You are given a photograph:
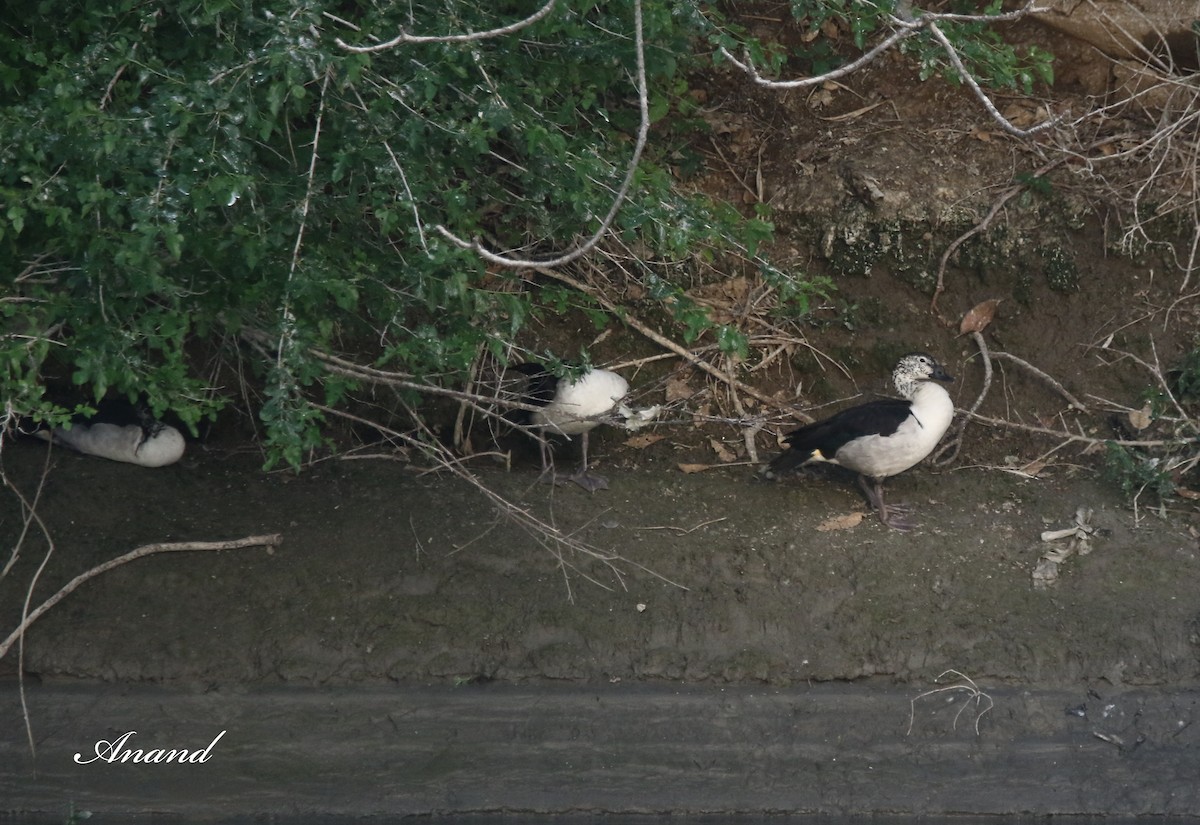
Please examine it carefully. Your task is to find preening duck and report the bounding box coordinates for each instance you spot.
[764,352,954,530]
[34,407,185,468]
[513,362,630,492]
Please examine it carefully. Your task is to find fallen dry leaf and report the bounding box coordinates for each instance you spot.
[809,88,834,109]
[665,377,695,402]
[625,433,666,450]
[708,438,737,463]
[1176,488,1200,501]
[677,463,714,474]
[1128,402,1153,431]
[1020,458,1048,477]
[816,512,864,532]
[959,298,1002,336]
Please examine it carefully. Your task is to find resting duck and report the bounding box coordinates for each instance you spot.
[512,362,630,492]
[35,408,185,468]
[764,352,954,530]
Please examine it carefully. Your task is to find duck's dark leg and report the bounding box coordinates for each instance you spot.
[857,475,913,531]
[567,431,610,492]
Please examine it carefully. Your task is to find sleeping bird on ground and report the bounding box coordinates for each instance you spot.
[764,352,954,530]
[35,410,185,468]
[512,362,629,492]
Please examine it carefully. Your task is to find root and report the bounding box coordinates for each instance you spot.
[907,669,994,736]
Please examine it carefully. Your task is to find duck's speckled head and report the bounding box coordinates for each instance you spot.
[893,352,953,397]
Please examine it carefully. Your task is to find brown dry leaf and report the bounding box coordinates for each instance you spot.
[665,377,695,402]
[708,438,737,463]
[1002,104,1035,128]
[677,463,712,474]
[686,277,751,325]
[1128,402,1153,431]
[625,433,666,450]
[1020,458,1048,477]
[809,88,834,109]
[959,298,1001,336]
[1176,487,1200,501]
[816,512,864,532]
[969,127,993,142]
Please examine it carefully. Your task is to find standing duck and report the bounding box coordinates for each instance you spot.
[764,352,954,530]
[512,362,629,492]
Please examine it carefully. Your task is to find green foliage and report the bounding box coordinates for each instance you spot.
[1,0,792,465]
[1105,344,1200,506]
[2,0,1044,467]
[1016,172,1054,197]
[902,3,1054,93]
[1104,443,1175,504]
[1172,345,1200,402]
[727,0,1053,93]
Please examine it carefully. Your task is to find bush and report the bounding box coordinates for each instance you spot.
[1,0,1048,466]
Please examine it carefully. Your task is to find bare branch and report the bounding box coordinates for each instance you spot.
[0,535,283,662]
[434,0,649,269]
[720,2,1056,137]
[717,25,918,90]
[530,265,789,410]
[335,0,557,52]
[991,350,1088,412]
[314,402,690,598]
[924,20,1058,139]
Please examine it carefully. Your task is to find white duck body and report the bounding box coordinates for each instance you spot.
[766,352,954,529]
[513,363,629,491]
[529,368,630,435]
[829,378,954,479]
[41,421,185,468]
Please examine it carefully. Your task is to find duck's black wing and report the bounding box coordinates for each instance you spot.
[509,362,560,425]
[768,398,913,474]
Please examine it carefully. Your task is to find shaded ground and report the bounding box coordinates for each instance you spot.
[2,441,1199,817]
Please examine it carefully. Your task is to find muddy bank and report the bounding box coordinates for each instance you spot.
[3,681,1199,818]
[1,442,1199,817]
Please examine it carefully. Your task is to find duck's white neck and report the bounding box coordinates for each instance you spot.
[909,380,954,433]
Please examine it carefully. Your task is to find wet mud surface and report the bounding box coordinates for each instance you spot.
[2,442,1199,818]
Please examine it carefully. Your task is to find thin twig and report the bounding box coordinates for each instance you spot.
[313,403,691,598]
[0,534,283,662]
[335,0,557,52]
[991,350,1088,412]
[930,156,1065,314]
[966,411,1193,449]
[531,265,787,410]
[721,2,1054,139]
[933,330,992,465]
[434,0,648,269]
[907,669,994,737]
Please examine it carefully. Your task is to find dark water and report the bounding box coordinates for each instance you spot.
[11,813,1174,825]
[258,819,1162,825]
[194,815,1161,820]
